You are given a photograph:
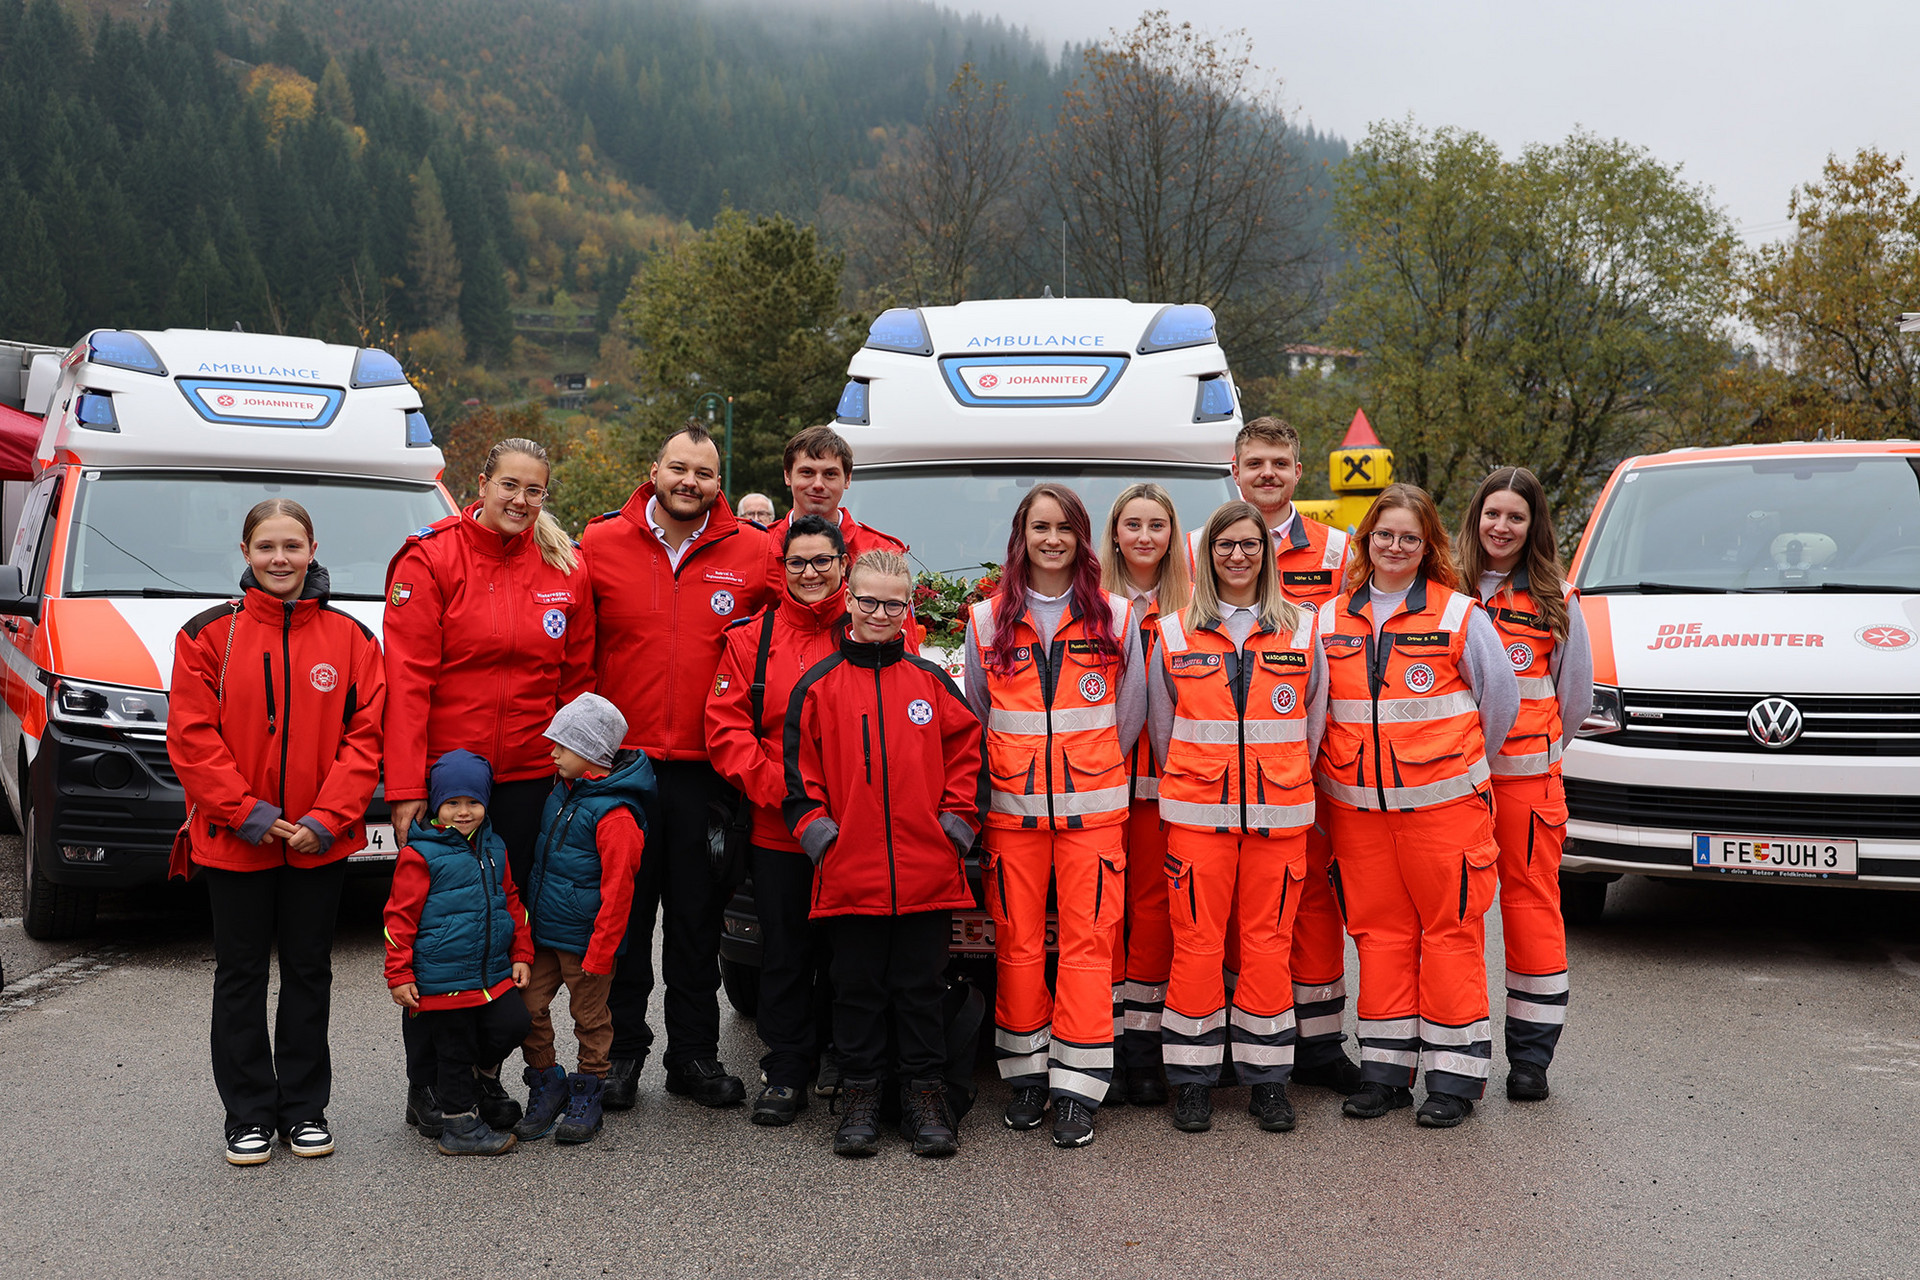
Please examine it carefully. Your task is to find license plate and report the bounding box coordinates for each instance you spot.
[349,823,398,863]
[1692,832,1856,879]
[950,911,1059,954]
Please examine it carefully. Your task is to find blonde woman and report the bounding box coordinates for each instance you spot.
[1097,485,1190,1108]
[1146,501,1327,1134]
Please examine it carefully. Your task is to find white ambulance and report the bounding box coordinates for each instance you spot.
[720,296,1243,1011]
[1562,439,1920,920]
[0,329,457,938]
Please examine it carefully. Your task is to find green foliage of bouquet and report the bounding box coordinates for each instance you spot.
[913,564,1002,650]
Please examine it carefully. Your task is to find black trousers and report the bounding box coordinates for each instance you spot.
[828,911,951,1084]
[608,759,731,1067]
[752,844,833,1088]
[203,858,348,1134]
[405,992,533,1113]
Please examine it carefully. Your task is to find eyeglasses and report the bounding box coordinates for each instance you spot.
[782,553,843,574]
[852,594,910,618]
[1211,538,1266,560]
[1369,530,1425,550]
[488,479,549,506]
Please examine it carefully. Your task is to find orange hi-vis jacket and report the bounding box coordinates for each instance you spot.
[1188,514,1351,609]
[972,593,1133,832]
[1155,609,1318,836]
[1315,580,1490,812]
[1127,595,1162,804]
[1483,567,1574,780]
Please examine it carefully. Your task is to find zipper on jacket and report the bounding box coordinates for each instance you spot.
[1229,649,1252,832]
[1364,624,1389,811]
[492,578,509,776]
[279,601,294,809]
[871,668,898,912]
[476,835,494,986]
[261,653,277,735]
[1036,637,1063,827]
[861,716,872,783]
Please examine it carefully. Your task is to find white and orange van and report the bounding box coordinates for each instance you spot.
[0,329,457,938]
[1562,438,1920,920]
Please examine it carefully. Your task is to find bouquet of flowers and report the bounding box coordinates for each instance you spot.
[914,564,1001,652]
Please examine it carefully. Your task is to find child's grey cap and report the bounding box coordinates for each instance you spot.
[543,692,627,771]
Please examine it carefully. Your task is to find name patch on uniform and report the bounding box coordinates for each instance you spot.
[705,569,747,586]
[533,590,575,605]
[1282,571,1333,587]
[1259,651,1308,669]
[1494,607,1546,630]
[1321,635,1363,652]
[1066,639,1099,655]
[1389,631,1451,647]
[389,582,412,607]
[1170,653,1221,670]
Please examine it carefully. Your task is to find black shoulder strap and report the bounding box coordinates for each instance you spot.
[749,607,777,743]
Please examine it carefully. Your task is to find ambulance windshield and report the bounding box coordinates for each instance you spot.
[850,462,1238,580]
[64,471,453,599]
[1579,455,1920,594]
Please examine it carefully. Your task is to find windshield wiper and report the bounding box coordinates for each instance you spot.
[1580,582,1730,595]
[1751,582,1918,594]
[67,587,221,598]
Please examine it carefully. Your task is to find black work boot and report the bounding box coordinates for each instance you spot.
[899,1079,958,1158]
[751,1085,807,1127]
[473,1069,523,1132]
[665,1059,747,1108]
[1249,1083,1296,1133]
[437,1111,516,1157]
[1291,1051,1364,1095]
[602,1058,642,1111]
[1342,1081,1414,1119]
[1003,1085,1047,1131]
[1506,1062,1550,1101]
[405,1084,445,1138]
[1051,1097,1096,1148]
[1416,1092,1475,1128]
[1172,1083,1213,1132]
[1123,1064,1169,1107]
[833,1079,883,1158]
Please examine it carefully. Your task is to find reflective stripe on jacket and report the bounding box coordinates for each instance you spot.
[1155,609,1317,835]
[1314,579,1489,812]
[1483,566,1574,779]
[973,592,1132,831]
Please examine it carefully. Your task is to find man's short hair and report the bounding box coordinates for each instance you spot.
[783,425,854,477]
[1235,416,1301,461]
[657,421,718,464]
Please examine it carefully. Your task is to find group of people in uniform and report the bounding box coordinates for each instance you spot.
[169,409,1590,1163]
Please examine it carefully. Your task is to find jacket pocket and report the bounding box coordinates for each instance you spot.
[1253,757,1314,830]
[1315,732,1365,786]
[1062,747,1126,801]
[987,742,1039,794]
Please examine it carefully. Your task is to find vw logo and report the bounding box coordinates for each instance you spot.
[1747,697,1803,749]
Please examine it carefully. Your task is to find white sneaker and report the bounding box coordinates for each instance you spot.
[281,1119,335,1158]
[225,1126,273,1166]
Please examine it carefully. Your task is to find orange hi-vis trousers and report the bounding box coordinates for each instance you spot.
[1327,797,1499,1100]
[1291,815,1351,1068]
[1491,773,1570,1069]
[1162,827,1306,1087]
[986,825,1124,1108]
[1111,799,1172,1072]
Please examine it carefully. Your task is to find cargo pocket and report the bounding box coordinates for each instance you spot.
[1528,791,1569,874]
[1063,748,1128,820]
[1163,852,1198,928]
[1092,852,1126,928]
[1459,839,1500,922]
[1316,732,1365,792]
[1255,757,1315,833]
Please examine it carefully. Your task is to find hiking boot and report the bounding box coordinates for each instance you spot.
[514,1065,569,1140]
[1342,1081,1414,1119]
[473,1070,523,1132]
[1291,1052,1364,1095]
[1051,1097,1096,1148]
[812,1046,842,1098]
[224,1125,273,1166]
[603,1057,642,1111]
[664,1059,747,1108]
[751,1084,807,1127]
[1506,1062,1550,1101]
[436,1111,517,1157]
[554,1073,606,1144]
[1416,1092,1475,1128]
[1122,1065,1168,1107]
[404,1084,445,1138]
[1172,1083,1213,1132]
[1003,1085,1047,1131]
[1249,1083,1296,1132]
[281,1119,334,1158]
[832,1079,883,1158]
[899,1078,958,1158]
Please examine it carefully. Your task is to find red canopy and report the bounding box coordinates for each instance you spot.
[0,404,41,481]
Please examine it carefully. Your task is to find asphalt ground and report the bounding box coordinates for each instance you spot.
[3,830,1919,1280]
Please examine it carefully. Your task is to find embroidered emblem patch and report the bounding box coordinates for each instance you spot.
[1506,642,1533,670]
[1403,662,1436,694]
[710,590,735,616]
[1079,672,1108,701]
[907,698,934,725]
[543,608,567,639]
[309,663,338,693]
[390,582,412,606]
[1271,685,1296,714]
[714,672,732,696]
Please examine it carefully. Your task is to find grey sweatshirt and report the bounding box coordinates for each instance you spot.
[963,587,1148,752]
[1478,570,1596,745]
[1146,603,1329,769]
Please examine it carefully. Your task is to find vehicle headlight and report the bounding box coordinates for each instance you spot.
[50,678,167,727]
[1577,685,1623,737]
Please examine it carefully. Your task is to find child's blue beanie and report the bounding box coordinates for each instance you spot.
[427,749,493,816]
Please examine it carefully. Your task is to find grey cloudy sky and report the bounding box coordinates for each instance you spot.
[961,0,1916,243]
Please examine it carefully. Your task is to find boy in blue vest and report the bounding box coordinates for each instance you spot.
[515,693,654,1145]
[384,749,534,1157]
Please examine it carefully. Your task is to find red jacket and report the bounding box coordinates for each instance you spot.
[706,586,850,853]
[381,507,596,801]
[783,630,984,917]
[168,568,387,873]
[581,484,771,759]
[382,834,536,1011]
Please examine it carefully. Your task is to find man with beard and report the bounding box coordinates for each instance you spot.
[582,424,772,1109]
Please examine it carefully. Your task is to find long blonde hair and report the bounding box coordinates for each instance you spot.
[1099,484,1191,617]
[1185,501,1299,636]
[484,438,577,575]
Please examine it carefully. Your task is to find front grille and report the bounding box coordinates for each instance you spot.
[126,734,180,788]
[1567,778,1920,840]
[1613,689,1920,756]
[54,800,180,854]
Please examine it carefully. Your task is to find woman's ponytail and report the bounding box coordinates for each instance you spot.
[532,509,578,575]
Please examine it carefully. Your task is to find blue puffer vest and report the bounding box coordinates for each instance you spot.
[409,820,517,996]
[526,751,657,957]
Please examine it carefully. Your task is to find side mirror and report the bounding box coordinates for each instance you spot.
[0,564,40,621]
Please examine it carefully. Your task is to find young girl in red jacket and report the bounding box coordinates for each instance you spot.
[784,551,984,1159]
[168,499,386,1167]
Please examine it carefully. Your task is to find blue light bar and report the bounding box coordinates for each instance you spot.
[352,348,409,387]
[405,411,434,447]
[1138,304,1218,354]
[866,308,932,355]
[86,331,166,376]
[835,379,870,425]
[75,392,119,431]
[1193,374,1236,422]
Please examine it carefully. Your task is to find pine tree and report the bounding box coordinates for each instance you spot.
[460,237,514,364]
[0,172,67,342]
[405,156,462,329]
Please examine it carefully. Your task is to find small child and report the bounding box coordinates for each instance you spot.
[784,550,983,1158]
[516,692,653,1145]
[383,749,533,1157]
